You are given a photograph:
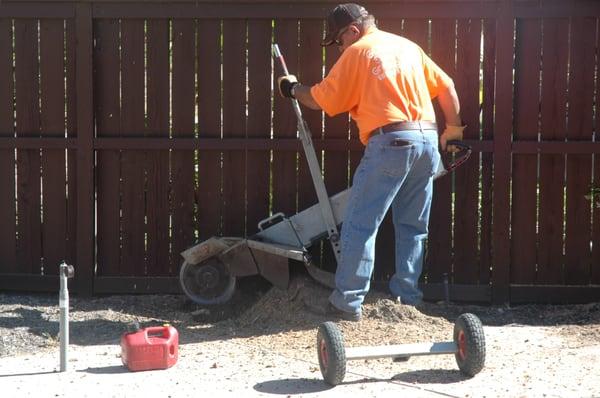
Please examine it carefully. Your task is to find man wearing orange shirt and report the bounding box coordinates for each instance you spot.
[278,3,464,321]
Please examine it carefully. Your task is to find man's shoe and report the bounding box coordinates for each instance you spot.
[326,303,361,322]
[301,296,362,321]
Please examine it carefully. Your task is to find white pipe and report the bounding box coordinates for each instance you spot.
[59,262,70,372]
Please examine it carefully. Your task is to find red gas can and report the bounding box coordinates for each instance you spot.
[120,325,178,372]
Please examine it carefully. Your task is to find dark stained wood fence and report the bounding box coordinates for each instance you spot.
[1,0,600,304]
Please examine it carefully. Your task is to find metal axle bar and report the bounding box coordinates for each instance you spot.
[345,341,457,361]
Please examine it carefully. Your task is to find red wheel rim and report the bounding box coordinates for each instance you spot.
[457,330,467,360]
[319,340,328,369]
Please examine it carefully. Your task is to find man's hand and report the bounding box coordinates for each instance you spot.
[277,75,298,98]
[440,124,466,153]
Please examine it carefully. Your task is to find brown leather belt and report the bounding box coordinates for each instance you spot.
[371,121,438,136]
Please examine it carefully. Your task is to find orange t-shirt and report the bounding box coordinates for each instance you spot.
[311,28,454,145]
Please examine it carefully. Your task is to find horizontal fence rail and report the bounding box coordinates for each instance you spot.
[0,0,599,304]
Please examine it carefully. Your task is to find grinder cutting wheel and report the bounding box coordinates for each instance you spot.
[179,3,468,311]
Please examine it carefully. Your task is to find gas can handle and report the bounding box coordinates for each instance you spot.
[144,326,169,338]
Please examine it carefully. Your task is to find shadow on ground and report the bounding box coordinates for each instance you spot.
[253,378,332,395]
[253,368,469,396]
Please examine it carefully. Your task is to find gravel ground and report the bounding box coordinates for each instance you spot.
[1,275,600,397]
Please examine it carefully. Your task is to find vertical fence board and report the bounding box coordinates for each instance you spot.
[427,18,455,283]
[75,3,94,295]
[0,19,17,272]
[95,19,121,276]
[492,2,514,303]
[511,18,541,284]
[222,19,247,236]
[593,19,600,285]
[146,19,171,275]
[564,17,595,284]
[538,18,569,284]
[246,20,271,236]
[453,18,481,284]
[65,19,77,267]
[197,19,222,242]
[595,177,600,283]
[479,18,495,285]
[14,19,42,274]
[272,21,298,217]
[171,19,196,262]
[120,20,146,276]
[40,19,66,275]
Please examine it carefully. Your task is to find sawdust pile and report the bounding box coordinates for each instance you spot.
[231,274,454,346]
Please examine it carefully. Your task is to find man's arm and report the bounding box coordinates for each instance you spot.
[436,83,465,152]
[437,83,461,126]
[293,84,322,110]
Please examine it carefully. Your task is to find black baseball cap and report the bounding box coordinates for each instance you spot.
[321,3,369,46]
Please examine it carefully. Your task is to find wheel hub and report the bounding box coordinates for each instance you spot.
[457,330,467,360]
[195,265,220,290]
[320,340,329,369]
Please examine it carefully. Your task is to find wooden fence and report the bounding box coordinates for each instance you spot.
[1,0,599,304]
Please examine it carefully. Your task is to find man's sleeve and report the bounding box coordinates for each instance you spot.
[310,50,361,116]
[421,49,454,99]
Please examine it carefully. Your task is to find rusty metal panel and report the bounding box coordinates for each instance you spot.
[218,241,259,277]
[250,247,290,289]
[181,237,238,265]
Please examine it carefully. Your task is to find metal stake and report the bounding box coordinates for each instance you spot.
[59,262,75,372]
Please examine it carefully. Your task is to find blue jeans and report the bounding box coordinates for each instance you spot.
[329,129,440,315]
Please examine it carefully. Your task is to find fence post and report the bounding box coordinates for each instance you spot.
[75,3,94,296]
[492,0,514,304]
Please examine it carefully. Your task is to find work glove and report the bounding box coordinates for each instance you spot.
[440,124,466,153]
[277,74,298,98]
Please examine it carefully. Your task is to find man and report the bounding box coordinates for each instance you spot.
[277,3,464,321]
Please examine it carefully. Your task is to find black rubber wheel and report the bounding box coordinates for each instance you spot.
[454,313,486,376]
[317,322,346,386]
[179,258,236,305]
